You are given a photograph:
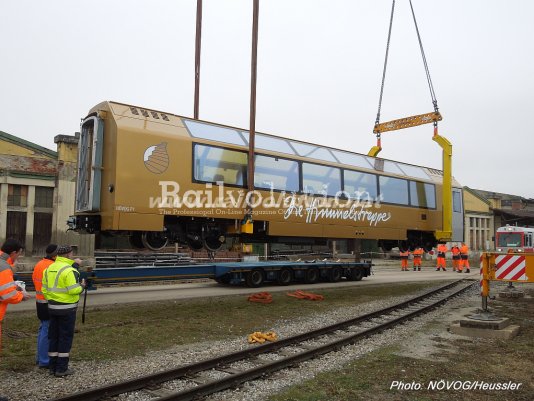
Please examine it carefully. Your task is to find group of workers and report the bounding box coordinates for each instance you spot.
[399,247,424,271]
[399,242,470,273]
[0,238,85,384]
[436,242,471,272]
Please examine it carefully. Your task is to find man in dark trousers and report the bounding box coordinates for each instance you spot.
[42,245,85,377]
[32,244,58,369]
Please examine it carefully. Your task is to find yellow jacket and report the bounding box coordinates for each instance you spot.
[42,256,83,307]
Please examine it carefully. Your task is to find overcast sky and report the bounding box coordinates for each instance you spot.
[1,0,533,198]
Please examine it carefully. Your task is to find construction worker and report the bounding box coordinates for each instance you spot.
[42,245,85,377]
[436,243,448,271]
[399,249,410,271]
[32,244,58,369]
[0,239,30,353]
[459,242,470,273]
[451,244,461,272]
[412,247,424,271]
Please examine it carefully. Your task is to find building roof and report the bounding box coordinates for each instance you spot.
[493,208,534,226]
[0,130,57,159]
[0,154,57,178]
[463,187,491,205]
[471,188,533,202]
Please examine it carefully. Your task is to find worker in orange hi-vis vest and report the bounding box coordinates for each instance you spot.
[451,244,461,272]
[0,239,30,353]
[412,247,424,271]
[458,242,470,273]
[436,243,448,271]
[399,249,410,271]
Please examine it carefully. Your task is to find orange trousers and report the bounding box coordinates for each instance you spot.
[437,257,446,269]
[413,257,422,268]
[401,259,408,270]
[459,258,470,271]
[0,302,8,354]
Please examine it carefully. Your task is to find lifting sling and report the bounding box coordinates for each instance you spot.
[370,0,442,157]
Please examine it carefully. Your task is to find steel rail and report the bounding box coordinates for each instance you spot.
[49,280,475,401]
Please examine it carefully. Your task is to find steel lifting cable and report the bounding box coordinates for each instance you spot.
[375,0,396,131]
[374,0,439,131]
[408,0,439,116]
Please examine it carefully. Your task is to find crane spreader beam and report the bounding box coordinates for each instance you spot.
[373,111,442,134]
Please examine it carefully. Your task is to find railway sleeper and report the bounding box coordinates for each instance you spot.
[183,373,210,385]
[144,387,178,398]
[216,366,243,375]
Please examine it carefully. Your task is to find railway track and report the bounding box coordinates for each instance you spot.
[50,279,475,401]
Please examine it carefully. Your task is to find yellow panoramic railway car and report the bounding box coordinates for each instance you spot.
[69,101,464,251]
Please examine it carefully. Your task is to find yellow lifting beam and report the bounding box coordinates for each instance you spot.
[373,111,442,135]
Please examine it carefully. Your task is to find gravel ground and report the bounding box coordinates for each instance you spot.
[1,285,479,401]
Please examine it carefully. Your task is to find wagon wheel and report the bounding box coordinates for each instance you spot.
[277,268,293,286]
[304,268,319,284]
[203,234,226,252]
[129,232,145,249]
[245,269,264,288]
[141,231,168,251]
[186,233,203,251]
[347,268,364,281]
[328,267,342,282]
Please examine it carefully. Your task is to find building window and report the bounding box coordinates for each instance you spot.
[35,187,54,208]
[7,185,28,207]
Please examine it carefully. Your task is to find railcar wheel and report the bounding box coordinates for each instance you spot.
[141,231,168,251]
[304,268,319,284]
[187,233,203,251]
[129,232,146,249]
[245,269,264,288]
[277,268,293,285]
[328,267,342,282]
[204,235,226,252]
